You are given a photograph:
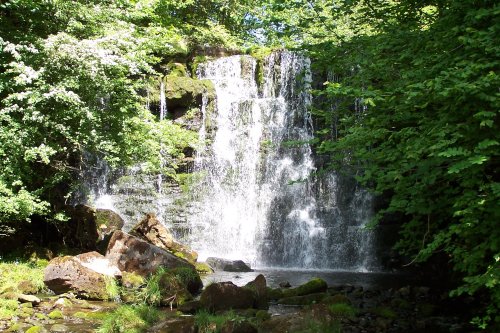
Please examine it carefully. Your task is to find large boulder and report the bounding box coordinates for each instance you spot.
[200,281,255,312]
[157,270,193,307]
[245,274,268,310]
[43,256,109,299]
[130,214,198,264]
[75,251,121,277]
[105,230,194,276]
[206,257,253,272]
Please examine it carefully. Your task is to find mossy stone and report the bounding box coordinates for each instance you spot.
[48,310,64,319]
[370,306,397,319]
[121,271,145,289]
[266,287,283,300]
[163,62,188,77]
[165,76,216,109]
[25,326,46,333]
[6,322,25,332]
[195,262,214,275]
[282,278,328,297]
[21,307,34,315]
[50,324,69,332]
[35,313,49,320]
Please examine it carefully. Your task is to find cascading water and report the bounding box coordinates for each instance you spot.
[189,51,377,270]
[81,51,377,271]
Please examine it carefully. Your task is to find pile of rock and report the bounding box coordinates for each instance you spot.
[43,213,199,301]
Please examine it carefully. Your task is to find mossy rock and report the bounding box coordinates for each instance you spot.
[6,322,24,332]
[48,309,64,319]
[21,307,34,315]
[50,324,69,332]
[328,303,358,319]
[17,280,38,294]
[35,313,49,320]
[390,297,412,310]
[195,262,214,275]
[25,326,47,333]
[282,278,328,297]
[171,267,203,295]
[162,62,188,77]
[165,76,215,109]
[121,271,145,289]
[95,209,124,240]
[266,287,283,300]
[158,271,193,306]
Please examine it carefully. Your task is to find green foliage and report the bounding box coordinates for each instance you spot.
[0,298,19,320]
[0,0,201,224]
[309,0,499,328]
[138,267,165,306]
[96,304,162,333]
[194,309,246,333]
[369,306,397,320]
[104,277,121,302]
[328,303,357,319]
[0,260,46,295]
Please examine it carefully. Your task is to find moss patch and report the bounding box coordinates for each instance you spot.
[194,262,213,275]
[48,309,64,319]
[282,278,328,298]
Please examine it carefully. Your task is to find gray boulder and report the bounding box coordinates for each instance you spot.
[206,257,253,272]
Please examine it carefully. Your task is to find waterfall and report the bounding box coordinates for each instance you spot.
[189,51,376,270]
[81,51,377,271]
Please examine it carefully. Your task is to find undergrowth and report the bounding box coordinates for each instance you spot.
[0,260,47,294]
[195,310,246,333]
[96,304,162,333]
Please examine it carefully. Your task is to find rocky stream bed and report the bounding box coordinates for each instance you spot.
[0,207,474,333]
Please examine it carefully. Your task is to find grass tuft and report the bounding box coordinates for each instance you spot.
[96,304,162,333]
